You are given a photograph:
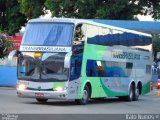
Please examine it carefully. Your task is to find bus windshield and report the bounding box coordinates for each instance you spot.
[17,53,69,82]
[21,23,74,46]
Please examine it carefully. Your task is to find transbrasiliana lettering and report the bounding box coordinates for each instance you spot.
[113,51,140,60]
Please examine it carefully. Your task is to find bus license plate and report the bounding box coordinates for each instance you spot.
[35,93,44,97]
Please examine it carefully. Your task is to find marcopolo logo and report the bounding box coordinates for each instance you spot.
[112,51,140,60]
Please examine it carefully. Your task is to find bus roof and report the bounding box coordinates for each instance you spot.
[29,18,152,37]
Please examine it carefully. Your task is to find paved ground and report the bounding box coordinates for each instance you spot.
[0,87,160,115]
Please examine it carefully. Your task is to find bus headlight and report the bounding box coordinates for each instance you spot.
[17,84,26,90]
[54,87,64,91]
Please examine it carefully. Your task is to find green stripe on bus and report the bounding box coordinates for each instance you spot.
[100,79,128,97]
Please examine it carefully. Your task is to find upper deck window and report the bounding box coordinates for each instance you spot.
[21,22,74,46]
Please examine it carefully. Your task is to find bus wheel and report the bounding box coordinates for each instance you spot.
[133,87,140,101]
[76,86,90,105]
[36,98,48,103]
[127,85,134,102]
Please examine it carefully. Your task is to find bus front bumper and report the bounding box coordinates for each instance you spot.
[17,90,68,100]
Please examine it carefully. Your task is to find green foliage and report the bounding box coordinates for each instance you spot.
[45,0,160,20]
[19,0,46,19]
[0,0,27,35]
[138,0,160,20]
[0,35,14,58]
[153,35,160,59]
[44,0,76,18]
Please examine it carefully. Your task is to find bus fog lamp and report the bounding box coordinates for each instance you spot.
[54,87,64,91]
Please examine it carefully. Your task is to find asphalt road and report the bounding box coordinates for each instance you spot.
[0,87,160,114]
[0,87,160,115]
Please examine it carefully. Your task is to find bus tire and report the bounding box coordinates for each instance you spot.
[133,87,140,101]
[36,98,48,103]
[75,85,90,105]
[126,85,134,102]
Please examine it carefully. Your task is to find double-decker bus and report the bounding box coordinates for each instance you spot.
[9,18,152,105]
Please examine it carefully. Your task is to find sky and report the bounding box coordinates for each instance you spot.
[137,14,154,21]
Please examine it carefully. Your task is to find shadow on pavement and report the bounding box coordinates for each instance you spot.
[22,97,132,106]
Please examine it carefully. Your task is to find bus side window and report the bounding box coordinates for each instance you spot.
[73,24,86,45]
[96,61,105,77]
[89,69,94,76]
[75,60,78,74]
[86,60,98,77]
[70,56,82,80]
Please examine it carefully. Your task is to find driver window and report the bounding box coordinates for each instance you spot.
[73,24,86,45]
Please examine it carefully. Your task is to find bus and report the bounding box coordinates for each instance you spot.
[9,18,152,105]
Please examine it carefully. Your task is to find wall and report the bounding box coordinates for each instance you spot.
[0,66,17,86]
[0,58,17,86]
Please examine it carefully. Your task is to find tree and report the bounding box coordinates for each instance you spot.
[45,0,160,20]
[0,0,27,35]
[18,0,46,19]
[0,34,14,58]
[153,35,160,59]
[138,0,160,20]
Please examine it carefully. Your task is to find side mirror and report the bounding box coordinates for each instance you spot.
[8,50,18,65]
[64,51,72,68]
